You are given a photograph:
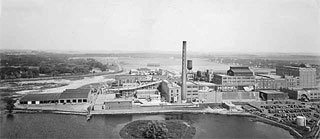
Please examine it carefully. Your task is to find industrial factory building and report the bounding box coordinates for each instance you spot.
[282,88,320,101]
[276,66,316,89]
[213,67,255,91]
[115,75,147,86]
[255,74,286,90]
[259,90,288,101]
[159,80,181,103]
[19,89,92,105]
[19,93,61,104]
[227,67,254,76]
[59,89,91,104]
[185,82,199,102]
[135,89,161,101]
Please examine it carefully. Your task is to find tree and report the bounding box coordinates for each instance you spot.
[143,121,168,139]
[3,97,15,113]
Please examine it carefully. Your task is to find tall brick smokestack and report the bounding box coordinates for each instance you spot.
[181,41,187,100]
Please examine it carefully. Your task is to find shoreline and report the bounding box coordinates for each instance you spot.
[6,107,300,139]
[10,107,252,116]
[0,66,123,83]
[250,115,303,139]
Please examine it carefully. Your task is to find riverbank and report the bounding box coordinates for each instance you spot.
[8,106,300,139]
[0,68,124,83]
[13,103,252,116]
[89,107,252,116]
[250,115,303,139]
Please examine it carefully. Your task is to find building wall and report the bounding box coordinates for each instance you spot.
[159,81,181,103]
[135,89,160,100]
[115,75,146,86]
[186,83,199,102]
[187,73,194,81]
[213,74,255,86]
[284,88,320,100]
[276,66,300,77]
[215,85,238,92]
[285,76,298,89]
[198,90,223,103]
[104,101,132,109]
[275,78,287,89]
[276,66,316,88]
[260,92,288,101]
[299,68,316,88]
[59,98,88,104]
[255,78,276,90]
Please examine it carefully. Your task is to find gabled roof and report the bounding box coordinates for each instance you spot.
[229,67,252,73]
[59,89,90,99]
[20,93,61,102]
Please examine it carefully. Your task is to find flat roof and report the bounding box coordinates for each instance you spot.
[186,82,197,86]
[257,74,282,79]
[215,74,230,77]
[20,93,61,102]
[280,66,316,70]
[260,90,285,94]
[163,80,180,88]
[59,89,90,99]
[193,81,217,86]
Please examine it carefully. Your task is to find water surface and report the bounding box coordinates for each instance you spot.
[0,113,293,138]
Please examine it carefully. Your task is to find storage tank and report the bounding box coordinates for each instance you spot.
[187,60,192,70]
[296,116,306,126]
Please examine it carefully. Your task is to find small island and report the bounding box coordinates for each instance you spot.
[119,120,196,139]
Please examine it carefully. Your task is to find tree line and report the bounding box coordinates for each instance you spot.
[0,53,110,79]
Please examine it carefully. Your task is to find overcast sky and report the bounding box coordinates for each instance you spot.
[1,0,319,53]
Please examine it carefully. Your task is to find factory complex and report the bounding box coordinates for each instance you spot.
[18,41,319,109]
[15,41,320,138]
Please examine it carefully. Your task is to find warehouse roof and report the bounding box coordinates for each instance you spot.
[59,89,90,99]
[20,93,61,102]
[228,67,253,75]
[260,90,286,94]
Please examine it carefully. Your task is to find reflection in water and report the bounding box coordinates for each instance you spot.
[6,114,14,121]
[0,113,293,139]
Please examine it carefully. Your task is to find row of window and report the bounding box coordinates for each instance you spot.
[187,86,198,89]
[60,99,87,103]
[20,99,88,104]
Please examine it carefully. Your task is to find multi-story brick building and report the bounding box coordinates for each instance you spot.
[159,80,181,103]
[276,66,316,89]
[255,74,286,90]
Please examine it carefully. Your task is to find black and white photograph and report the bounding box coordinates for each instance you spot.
[1,0,320,138]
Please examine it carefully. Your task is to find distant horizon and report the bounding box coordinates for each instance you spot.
[2,0,319,54]
[1,48,320,56]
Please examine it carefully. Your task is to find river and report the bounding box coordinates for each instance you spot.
[0,113,293,138]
